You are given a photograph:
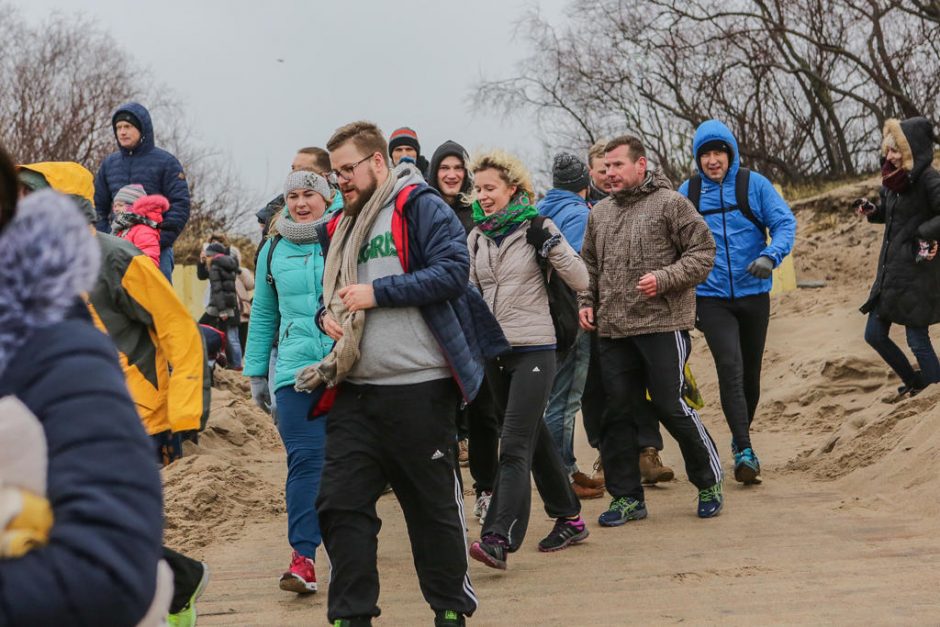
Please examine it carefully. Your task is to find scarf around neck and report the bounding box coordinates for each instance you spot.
[293,165,409,391]
[276,208,334,244]
[472,194,538,238]
[882,159,910,193]
[111,210,158,234]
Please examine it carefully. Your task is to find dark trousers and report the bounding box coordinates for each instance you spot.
[464,374,500,496]
[583,333,662,451]
[598,331,722,502]
[317,379,476,621]
[695,293,770,451]
[163,547,203,613]
[483,351,580,551]
[864,312,940,386]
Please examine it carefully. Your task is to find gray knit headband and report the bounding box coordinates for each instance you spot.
[284,170,332,202]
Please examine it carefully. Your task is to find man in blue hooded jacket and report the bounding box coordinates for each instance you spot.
[94,102,191,282]
[677,119,796,485]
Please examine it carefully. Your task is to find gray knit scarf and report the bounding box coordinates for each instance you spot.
[294,166,408,391]
[277,208,333,244]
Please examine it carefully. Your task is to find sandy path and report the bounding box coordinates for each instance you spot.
[179,199,940,624]
[190,359,940,624]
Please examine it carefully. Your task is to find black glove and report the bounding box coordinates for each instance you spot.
[746,256,774,279]
[526,225,552,249]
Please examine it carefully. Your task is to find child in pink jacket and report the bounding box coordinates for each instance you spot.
[111,184,166,266]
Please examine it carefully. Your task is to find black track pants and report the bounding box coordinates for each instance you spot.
[598,331,722,502]
[695,293,770,451]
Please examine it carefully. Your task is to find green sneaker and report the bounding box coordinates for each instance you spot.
[697,483,723,518]
[167,561,210,627]
[333,619,373,627]
[435,609,466,626]
[597,496,648,527]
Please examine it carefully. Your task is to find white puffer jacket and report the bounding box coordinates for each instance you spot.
[468,218,588,348]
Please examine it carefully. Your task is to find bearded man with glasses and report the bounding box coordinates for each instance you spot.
[295,121,508,627]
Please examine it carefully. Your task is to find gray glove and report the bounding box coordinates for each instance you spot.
[746,256,774,279]
[250,376,272,414]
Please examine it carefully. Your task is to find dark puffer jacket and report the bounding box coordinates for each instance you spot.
[861,117,940,328]
[94,102,191,249]
[206,253,239,318]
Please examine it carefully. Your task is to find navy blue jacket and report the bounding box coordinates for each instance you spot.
[317,184,509,402]
[94,102,191,249]
[0,305,164,626]
[678,120,797,299]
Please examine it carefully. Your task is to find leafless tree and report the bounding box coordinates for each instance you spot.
[476,0,940,185]
[0,5,256,262]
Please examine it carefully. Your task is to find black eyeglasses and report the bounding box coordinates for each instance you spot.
[330,154,373,182]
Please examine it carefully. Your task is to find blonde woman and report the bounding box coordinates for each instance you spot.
[466,150,590,570]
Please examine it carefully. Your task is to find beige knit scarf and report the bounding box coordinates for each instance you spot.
[294,169,401,391]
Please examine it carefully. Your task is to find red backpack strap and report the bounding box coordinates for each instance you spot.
[392,184,419,271]
[326,212,342,239]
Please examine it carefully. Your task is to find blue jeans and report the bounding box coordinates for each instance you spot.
[274,387,327,559]
[543,330,591,476]
[159,247,175,283]
[225,324,242,369]
[268,347,278,420]
[864,313,940,385]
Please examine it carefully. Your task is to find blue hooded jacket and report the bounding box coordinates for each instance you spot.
[537,188,590,252]
[94,102,191,249]
[678,120,797,299]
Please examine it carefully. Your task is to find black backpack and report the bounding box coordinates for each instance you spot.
[686,167,767,237]
[265,235,283,295]
[528,217,579,355]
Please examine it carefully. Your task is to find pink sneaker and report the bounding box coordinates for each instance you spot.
[279,550,317,594]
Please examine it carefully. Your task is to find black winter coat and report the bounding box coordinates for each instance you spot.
[206,254,239,317]
[861,117,940,327]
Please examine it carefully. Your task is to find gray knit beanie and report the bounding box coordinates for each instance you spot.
[284,170,332,202]
[552,152,591,193]
[114,183,146,206]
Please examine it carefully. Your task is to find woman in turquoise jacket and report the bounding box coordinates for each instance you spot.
[244,170,337,595]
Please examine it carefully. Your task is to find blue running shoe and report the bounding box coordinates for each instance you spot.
[734,447,762,485]
[598,496,647,527]
[697,483,723,518]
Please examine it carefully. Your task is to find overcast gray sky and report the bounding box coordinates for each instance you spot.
[17,0,569,200]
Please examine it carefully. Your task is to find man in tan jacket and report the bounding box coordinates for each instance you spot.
[579,135,724,525]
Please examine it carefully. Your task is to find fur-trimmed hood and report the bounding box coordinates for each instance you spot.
[0,190,101,380]
[882,117,938,182]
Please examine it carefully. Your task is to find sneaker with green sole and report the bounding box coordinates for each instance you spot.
[598,496,648,527]
[697,483,723,518]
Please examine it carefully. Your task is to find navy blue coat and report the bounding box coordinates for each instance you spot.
[0,304,164,627]
[317,184,509,402]
[94,102,191,249]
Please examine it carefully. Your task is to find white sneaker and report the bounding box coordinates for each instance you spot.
[474,491,492,524]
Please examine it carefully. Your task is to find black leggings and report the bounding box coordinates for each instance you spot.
[695,293,770,451]
[483,350,580,551]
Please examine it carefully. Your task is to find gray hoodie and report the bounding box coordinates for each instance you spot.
[346,167,450,385]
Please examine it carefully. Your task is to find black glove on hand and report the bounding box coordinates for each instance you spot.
[747,256,774,279]
[526,225,552,250]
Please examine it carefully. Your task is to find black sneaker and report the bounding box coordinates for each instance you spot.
[469,535,508,570]
[537,516,589,552]
[435,610,466,626]
[332,618,372,627]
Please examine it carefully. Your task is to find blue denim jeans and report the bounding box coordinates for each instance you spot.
[864,313,940,385]
[159,247,175,283]
[225,324,242,369]
[274,387,327,559]
[542,330,591,476]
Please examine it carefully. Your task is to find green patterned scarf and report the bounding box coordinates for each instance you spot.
[472,194,539,238]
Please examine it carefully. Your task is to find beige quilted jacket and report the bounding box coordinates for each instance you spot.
[468,218,588,348]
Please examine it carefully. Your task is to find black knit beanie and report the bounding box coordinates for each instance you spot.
[113,111,143,133]
[552,152,591,193]
[697,139,733,161]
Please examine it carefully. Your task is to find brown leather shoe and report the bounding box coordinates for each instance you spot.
[572,471,604,490]
[571,481,604,499]
[639,447,675,484]
[458,439,469,467]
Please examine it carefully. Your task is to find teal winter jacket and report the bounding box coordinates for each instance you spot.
[243,231,334,393]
